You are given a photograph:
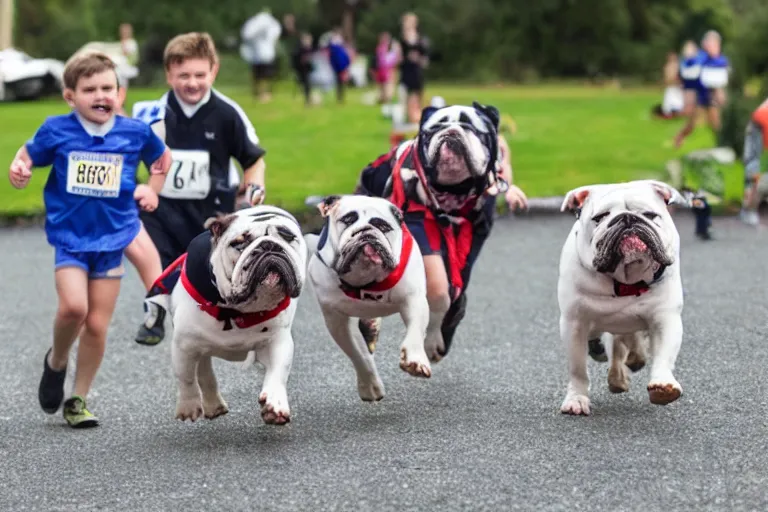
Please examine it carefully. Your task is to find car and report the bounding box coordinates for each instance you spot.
[0,48,64,101]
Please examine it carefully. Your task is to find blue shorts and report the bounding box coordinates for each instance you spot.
[696,88,713,108]
[54,247,125,279]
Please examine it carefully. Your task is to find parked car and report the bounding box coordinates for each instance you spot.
[0,48,64,101]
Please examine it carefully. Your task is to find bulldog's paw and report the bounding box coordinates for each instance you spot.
[399,347,432,378]
[359,318,382,354]
[424,332,445,363]
[357,376,385,402]
[647,379,682,405]
[560,394,591,416]
[625,350,647,373]
[175,398,204,422]
[203,393,230,420]
[258,390,291,425]
[607,365,630,394]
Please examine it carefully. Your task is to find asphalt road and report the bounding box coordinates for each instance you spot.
[1,212,767,512]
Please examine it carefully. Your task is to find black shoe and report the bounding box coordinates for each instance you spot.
[438,292,468,358]
[696,230,714,241]
[39,348,67,414]
[135,301,166,346]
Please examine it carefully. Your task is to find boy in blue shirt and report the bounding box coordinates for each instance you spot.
[674,31,730,149]
[8,51,171,428]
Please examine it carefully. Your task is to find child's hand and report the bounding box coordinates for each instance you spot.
[134,184,159,212]
[505,184,529,211]
[9,158,32,189]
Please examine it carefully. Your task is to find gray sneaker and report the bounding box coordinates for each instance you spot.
[135,300,166,346]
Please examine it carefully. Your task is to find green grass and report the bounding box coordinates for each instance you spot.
[0,82,744,217]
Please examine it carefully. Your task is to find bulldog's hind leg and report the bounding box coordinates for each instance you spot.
[358,318,382,354]
[608,334,631,394]
[254,330,294,425]
[625,331,649,373]
[197,356,229,420]
[321,306,385,401]
[399,297,431,378]
[171,336,204,422]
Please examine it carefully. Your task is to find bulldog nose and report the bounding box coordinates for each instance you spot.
[608,213,636,228]
[259,241,282,252]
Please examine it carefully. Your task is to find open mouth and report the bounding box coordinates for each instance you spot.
[92,104,112,114]
[234,250,300,302]
[593,216,672,273]
[338,236,395,274]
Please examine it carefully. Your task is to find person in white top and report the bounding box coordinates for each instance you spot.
[239,9,282,103]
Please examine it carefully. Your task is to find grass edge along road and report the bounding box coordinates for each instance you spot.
[0,82,743,218]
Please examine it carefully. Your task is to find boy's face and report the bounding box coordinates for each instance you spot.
[703,37,721,57]
[63,69,120,124]
[166,58,218,105]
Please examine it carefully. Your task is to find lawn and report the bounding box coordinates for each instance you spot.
[0,82,743,217]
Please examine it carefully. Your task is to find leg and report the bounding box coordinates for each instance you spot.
[560,316,592,416]
[358,317,382,354]
[423,254,450,362]
[321,305,384,401]
[254,330,295,424]
[71,276,121,399]
[674,91,698,148]
[171,335,203,421]
[607,334,631,394]
[39,260,89,414]
[706,104,722,135]
[124,224,163,291]
[398,296,432,378]
[647,313,684,405]
[197,356,229,420]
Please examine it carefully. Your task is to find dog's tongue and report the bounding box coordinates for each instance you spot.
[439,144,460,161]
[262,271,281,286]
[364,244,383,264]
[620,234,647,255]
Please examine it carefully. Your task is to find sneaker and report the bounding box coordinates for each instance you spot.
[62,395,99,428]
[135,300,166,346]
[38,348,66,414]
[740,209,760,226]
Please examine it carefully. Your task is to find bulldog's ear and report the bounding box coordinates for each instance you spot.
[473,101,501,131]
[389,205,404,225]
[561,186,592,213]
[317,195,341,218]
[419,106,440,127]
[646,180,688,206]
[207,214,237,242]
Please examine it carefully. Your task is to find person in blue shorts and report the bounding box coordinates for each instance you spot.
[7,51,171,428]
[675,31,730,149]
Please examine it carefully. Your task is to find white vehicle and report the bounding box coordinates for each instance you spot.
[0,48,64,101]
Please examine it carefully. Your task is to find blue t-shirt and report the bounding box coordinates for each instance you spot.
[25,113,166,252]
[679,51,705,90]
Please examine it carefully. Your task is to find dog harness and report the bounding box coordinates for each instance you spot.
[388,141,487,300]
[337,226,415,301]
[613,265,667,297]
[147,232,291,331]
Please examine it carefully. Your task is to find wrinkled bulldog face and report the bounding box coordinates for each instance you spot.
[561,180,685,285]
[418,102,500,185]
[315,194,405,285]
[207,206,307,312]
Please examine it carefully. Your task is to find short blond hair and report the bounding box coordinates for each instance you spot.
[163,32,218,70]
[62,51,118,90]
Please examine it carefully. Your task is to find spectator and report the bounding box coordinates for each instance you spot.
[240,8,282,103]
[397,12,430,124]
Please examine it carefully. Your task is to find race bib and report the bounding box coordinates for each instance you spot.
[160,149,211,200]
[66,152,123,198]
[700,67,728,89]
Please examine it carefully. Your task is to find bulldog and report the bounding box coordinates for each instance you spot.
[146,205,307,425]
[557,180,688,416]
[304,194,431,402]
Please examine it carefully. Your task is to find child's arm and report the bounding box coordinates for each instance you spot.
[229,108,267,205]
[9,145,33,189]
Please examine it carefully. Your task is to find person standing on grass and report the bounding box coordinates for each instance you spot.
[674,31,730,149]
[130,32,268,346]
[7,51,171,428]
[240,9,282,103]
[397,12,430,124]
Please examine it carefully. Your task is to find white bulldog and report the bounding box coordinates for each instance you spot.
[304,194,431,402]
[557,180,688,416]
[153,206,307,425]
